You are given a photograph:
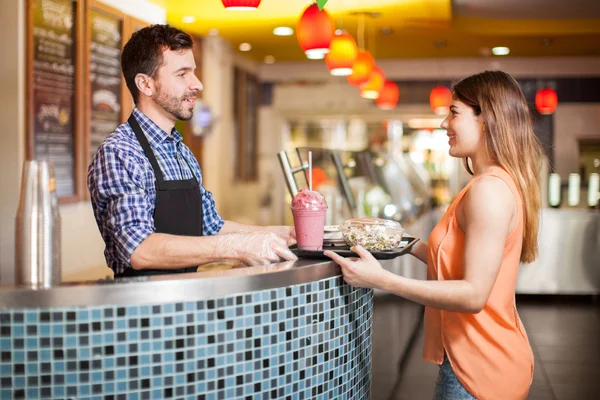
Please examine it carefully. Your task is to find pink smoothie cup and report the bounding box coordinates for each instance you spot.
[291,206,327,250]
[291,188,328,251]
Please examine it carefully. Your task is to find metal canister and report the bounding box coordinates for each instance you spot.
[15,160,61,288]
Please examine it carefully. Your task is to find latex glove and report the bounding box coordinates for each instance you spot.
[265,225,296,246]
[324,245,389,289]
[214,232,298,266]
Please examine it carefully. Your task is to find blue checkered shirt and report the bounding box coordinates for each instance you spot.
[87,108,224,274]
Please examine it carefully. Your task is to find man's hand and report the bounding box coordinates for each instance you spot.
[264,226,296,246]
[213,232,298,266]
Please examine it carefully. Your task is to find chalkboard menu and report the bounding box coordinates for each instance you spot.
[89,8,122,161]
[31,0,77,197]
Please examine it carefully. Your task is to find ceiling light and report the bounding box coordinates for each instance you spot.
[182,16,196,23]
[264,55,275,64]
[297,4,334,59]
[376,81,400,110]
[273,26,293,36]
[239,43,251,51]
[208,28,219,36]
[221,0,261,10]
[306,52,325,60]
[492,46,510,56]
[430,86,452,115]
[360,66,385,99]
[347,50,374,86]
[325,32,358,76]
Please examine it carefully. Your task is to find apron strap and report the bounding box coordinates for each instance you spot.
[128,114,166,188]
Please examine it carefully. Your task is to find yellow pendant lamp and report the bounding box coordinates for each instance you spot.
[325,32,358,76]
[360,66,384,99]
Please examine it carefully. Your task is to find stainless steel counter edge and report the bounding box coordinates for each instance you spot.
[0,259,342,309]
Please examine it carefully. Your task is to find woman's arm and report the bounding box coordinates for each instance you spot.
[408,240,429,264]
[325,176,516,313]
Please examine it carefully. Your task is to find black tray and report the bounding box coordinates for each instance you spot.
[290,236,419,260]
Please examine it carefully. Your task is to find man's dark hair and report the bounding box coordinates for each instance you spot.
[121,24,193,104]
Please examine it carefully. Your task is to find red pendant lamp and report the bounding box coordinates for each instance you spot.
[325,32,357,76]
[535,88,558,115]
[347,50,374,86]
[376,81,399,110]
[297,3,335,59]
[221,0,261,10]
[360,66,384,99]
[430,86,452,115]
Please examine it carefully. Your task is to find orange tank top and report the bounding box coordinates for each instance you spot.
[423,167,534,400]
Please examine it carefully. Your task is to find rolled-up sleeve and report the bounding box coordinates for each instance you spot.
[200,185,224,235]
[92,145,155,265]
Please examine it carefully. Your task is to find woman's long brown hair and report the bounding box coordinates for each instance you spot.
[453,71,543,263]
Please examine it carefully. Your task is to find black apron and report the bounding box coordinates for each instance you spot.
[115,114,203,278]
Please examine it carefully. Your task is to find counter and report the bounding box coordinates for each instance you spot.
[0,259,373,400]
[516,208,600,294]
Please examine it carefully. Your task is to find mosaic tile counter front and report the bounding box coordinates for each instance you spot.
[0,275,373,399]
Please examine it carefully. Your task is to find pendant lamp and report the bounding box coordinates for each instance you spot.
[535,88,558,115]
[297,3,335,59]
[376,81,399,110]
[429,86,452,115]
[360,66,384,99]
[325,32,357,76]
[221,0,261,10]
[347,50,374,86]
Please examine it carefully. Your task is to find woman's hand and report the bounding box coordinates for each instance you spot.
[324,245,390,289]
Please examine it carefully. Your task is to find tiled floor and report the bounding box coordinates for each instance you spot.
[376,295,600,400]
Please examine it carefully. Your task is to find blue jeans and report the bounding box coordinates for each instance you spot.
[433,355,477,400]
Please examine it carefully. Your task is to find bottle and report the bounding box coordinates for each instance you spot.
[588,173,599,208]
[567,173,581,207]
[15,160,61,288]
[548,173,561,208]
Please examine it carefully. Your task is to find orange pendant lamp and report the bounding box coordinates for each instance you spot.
[376,81,399,110]
[221,0,261,10]
[325,32,357,76]
[347,50,374,86]
[430,86,452,115]
[360,66,384,99]
[535,88,558,115]
[297,3,335,59]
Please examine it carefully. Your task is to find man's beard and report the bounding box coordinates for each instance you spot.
[154,83,196,121]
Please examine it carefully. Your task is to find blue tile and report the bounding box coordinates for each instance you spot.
[77,310,89,321]
[116,319,126,330]
[13,326,24,337]
[79,384,90,396]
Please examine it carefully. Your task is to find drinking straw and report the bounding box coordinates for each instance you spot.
[308,151,313,191]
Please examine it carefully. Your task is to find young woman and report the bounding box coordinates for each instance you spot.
[325,70,543,400]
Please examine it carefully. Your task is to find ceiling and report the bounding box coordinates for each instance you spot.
[150,0,600,62]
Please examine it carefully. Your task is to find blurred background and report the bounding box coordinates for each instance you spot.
[0,1,598,398]
[1,0,597,282]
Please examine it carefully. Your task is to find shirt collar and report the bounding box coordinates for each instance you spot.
[132,108,183,146]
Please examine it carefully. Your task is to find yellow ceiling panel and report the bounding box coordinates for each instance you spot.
[148,0,600,61]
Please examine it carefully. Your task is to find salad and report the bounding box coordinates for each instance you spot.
[341,218,404,251]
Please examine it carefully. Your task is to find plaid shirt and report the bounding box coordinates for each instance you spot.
[87,108,224,274]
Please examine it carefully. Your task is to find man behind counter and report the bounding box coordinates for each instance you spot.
[87,25,297,278]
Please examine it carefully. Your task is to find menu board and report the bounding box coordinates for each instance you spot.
[89,9,122,161]
[31,0,76,197]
